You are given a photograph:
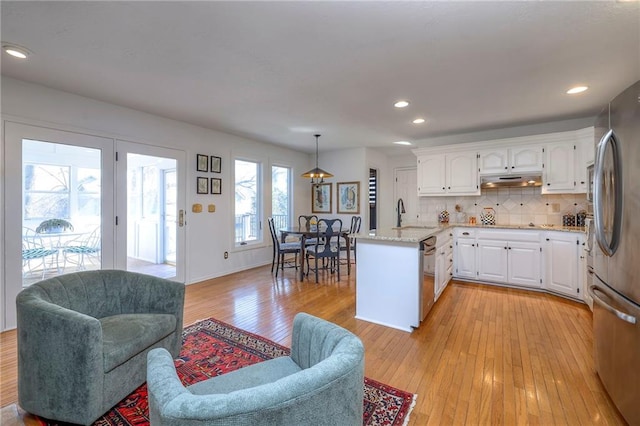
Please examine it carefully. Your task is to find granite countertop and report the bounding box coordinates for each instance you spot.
[352,227,440,243]
[353,222,585,243]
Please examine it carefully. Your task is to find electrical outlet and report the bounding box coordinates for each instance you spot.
[224,251,228,259]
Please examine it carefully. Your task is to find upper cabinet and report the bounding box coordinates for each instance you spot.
[479,145,543,175]
[574,127,595,194]
[413,127,595,196]
[542,141,575,193]
[417,151,479,196]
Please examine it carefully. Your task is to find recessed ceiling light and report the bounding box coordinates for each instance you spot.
[393,141,412,146]
[394,100,410,108]
[412,118,425,124]
[567,86,588,94]
[2,43,30,59]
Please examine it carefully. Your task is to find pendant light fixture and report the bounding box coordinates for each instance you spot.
[301,134,333,183]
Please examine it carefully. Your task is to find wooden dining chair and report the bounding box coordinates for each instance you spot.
[298,215,320,246]
[305,218,342,283]
[340,215,362,273]
[268,217,302,277]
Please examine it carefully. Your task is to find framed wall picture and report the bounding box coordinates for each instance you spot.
[337,181,360,214]
[197,154,208,172]
[311,183,332,213]
[210,155,221,173]
[197,176,209,194]
[211,178,222,194]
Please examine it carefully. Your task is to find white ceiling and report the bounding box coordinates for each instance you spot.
[1,1,639,154]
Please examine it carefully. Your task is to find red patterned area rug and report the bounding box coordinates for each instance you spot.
[36,317,417,426]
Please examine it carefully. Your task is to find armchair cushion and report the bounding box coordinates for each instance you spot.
[101,313,177,372]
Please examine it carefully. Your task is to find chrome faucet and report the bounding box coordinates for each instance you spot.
[396,198,406,227]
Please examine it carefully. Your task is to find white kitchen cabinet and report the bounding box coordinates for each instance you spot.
[477,240,509,283]
[435,230,453,300]
[542,141,576,193]
[447,152,479,194]
[454,228,476,280]
[574,127,595,194]
[544,231,581,298]
[417,152,478,196]
[417,154,446,195]
[478,145,543,175]
[454,228,542,289]
[508,241,542,288]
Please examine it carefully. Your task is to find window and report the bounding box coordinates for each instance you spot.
[235,159,261,245]
[271,165,291,230]
[24,163,71,220]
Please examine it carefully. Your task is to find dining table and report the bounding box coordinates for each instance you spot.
[279,225,352,281]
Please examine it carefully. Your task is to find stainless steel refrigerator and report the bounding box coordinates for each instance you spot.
[589,80,640,425]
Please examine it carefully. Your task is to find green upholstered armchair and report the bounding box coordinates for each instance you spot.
[147,312,365,426]
[17,270,185,425]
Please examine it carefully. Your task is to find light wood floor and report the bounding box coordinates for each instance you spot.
[0,264,627,425]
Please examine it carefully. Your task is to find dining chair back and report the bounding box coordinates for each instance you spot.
[305,218,342,283]
[298,214,320,245]
[340,216,362,271]
[268,217,302,277]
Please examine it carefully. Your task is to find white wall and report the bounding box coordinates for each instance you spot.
[1,77,313,323]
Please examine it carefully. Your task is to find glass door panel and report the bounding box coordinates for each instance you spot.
[22,140,103,286]
[116,141,185,282]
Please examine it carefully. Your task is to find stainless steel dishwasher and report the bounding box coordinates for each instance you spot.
[421,236,437,321]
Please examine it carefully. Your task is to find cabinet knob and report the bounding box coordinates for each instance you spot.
[442,187,446,190]
[504,166,508,169]
[547,183,551,186]
[448,186,451,189]
[504,247,507,249]
[511,166,515,169]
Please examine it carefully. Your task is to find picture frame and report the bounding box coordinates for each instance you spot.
[210,155,221,173]
[211,177,222,194]
[311,183,332,213]
[196,154,208,172]
[337,181,360,214]
[197,176,209,194]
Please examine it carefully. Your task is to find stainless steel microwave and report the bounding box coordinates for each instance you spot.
[586,163,594,202]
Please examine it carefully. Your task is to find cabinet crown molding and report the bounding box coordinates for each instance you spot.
[412,127,594,156]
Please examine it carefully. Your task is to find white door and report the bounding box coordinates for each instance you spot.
[115,140,186,282]
[3,122,115,329]
[395,168,417,225]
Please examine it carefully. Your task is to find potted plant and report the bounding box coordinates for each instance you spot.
[35,219,74,234]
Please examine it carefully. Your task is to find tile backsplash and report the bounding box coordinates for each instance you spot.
[418,188,590,226]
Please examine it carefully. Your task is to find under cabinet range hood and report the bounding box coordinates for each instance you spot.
[480,175,542,189]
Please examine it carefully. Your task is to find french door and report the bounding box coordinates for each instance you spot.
[3,124,186,330]
[115,140,186,282]
[3,122,115,329]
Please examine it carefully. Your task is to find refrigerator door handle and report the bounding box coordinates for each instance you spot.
[593,129,623,257]
[589,285,637,324]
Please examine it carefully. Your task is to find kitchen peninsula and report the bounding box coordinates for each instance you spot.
[354,222,588,332]
[353,226,439,332]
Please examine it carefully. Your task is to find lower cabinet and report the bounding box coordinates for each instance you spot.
[477,240,509,284]
[454,228,542,289]
[508,241,542,288]
[544,231,582,299]
[454,230,476,279]
[435,230,453,300]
